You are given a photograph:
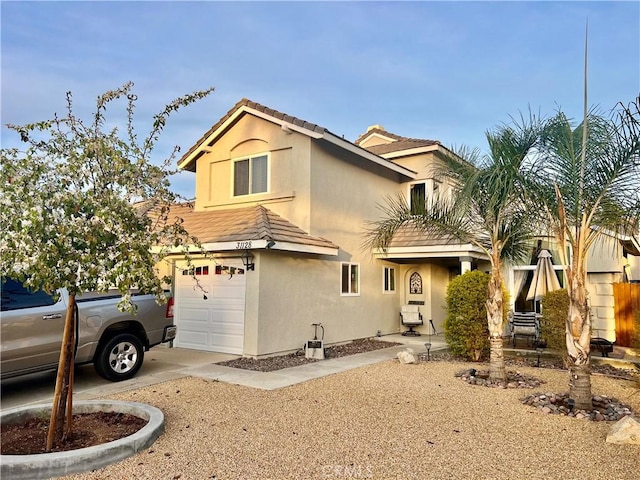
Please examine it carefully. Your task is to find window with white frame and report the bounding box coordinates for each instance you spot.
[341,262,359,295]
[383,266,396,293]
[233,154,268,196]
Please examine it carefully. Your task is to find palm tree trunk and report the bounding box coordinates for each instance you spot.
[565,258,592,411]
[487,267,507,383]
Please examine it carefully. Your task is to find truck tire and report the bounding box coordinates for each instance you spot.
[94,333,144,381]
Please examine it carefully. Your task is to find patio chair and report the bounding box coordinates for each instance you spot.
[400,305,423,336]
[509,312,540,347]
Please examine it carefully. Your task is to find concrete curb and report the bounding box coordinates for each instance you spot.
[1,400,164,480]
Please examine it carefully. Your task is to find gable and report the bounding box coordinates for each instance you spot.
[178,99,415,180]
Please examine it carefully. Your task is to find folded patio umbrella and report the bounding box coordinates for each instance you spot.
[526,249,562,301]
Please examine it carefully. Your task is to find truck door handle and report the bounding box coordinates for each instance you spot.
[42,314,63,320]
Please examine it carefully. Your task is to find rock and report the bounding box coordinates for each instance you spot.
[606,416,640,445]
[397,348,417,364]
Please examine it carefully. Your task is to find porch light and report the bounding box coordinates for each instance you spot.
[241,250,255,271]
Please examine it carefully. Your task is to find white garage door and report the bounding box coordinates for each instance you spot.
[174,260,246,354]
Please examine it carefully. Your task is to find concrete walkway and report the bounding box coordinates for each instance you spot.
[180,334,446,390]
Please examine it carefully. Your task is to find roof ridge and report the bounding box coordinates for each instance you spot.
[355,127,440,146]
[254,205,274,241]
[178,99,328,171]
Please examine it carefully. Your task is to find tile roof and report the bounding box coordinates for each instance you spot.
[159,203,338,250]
[364,139,440,156]
[354,127,440,156]
[385,224,463,248]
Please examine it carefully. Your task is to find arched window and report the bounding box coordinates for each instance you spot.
[409,272,422,294]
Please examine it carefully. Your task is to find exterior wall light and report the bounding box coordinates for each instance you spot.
[242,250,255,271]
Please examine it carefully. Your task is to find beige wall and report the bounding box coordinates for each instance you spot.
[247,251,403,357]
[391,152,440,179]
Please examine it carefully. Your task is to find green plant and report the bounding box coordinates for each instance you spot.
[540,289,569,366]
[444,271,491,361]
[632,309,640,351]
[366,115,542,382]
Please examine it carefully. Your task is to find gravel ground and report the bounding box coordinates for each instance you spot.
[65,360,640,480]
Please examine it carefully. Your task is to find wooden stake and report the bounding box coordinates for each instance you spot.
[45,293,76,451]
[64,298,76,440]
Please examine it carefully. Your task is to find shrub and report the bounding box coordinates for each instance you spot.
[540,289,569,365]
[444,271,491,361]
[632,309,640,351]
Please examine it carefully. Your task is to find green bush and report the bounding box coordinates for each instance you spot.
[632,309,640,351]
[444,271,491,361]
[540,289,569,365]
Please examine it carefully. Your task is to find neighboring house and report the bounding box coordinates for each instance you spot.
[508,232,640,342]
[163,98,639,357]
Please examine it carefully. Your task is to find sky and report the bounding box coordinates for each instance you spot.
[2,1,639,199]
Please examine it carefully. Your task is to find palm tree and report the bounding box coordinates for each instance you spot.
[534,97,640,410]
[366,118,542,382]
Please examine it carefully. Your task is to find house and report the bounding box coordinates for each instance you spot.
[162,98,639,357]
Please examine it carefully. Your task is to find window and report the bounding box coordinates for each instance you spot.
[341,263,359,295]
[410,183,426,214]
[1,278,56,311]
[233,154,268,196]
[181,266,209,276]
[383,267,396,293]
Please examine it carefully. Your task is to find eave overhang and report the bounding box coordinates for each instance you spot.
[153,239,338,257]
[372,243,488,261]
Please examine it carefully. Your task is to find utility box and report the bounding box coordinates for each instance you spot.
[305,340,325,359]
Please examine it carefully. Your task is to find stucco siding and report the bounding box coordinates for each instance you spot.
[249,251,399,357]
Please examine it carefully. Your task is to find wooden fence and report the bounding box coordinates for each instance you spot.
[613,282,640,347]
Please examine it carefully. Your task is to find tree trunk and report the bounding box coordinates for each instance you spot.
[46,293,76,451]
[569,363,592,411]
[488,336,506,382]
[487,266,507,383]
[565,253,592,411]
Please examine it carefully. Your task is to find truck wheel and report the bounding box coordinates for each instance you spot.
[95,333,144,382]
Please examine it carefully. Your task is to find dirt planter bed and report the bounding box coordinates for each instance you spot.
[1,400,164,480]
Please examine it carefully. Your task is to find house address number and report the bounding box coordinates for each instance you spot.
[236,241,252,249]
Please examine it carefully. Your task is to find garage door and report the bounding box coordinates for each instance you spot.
[174,260,246,354]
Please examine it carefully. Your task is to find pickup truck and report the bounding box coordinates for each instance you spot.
[1,277,176,382]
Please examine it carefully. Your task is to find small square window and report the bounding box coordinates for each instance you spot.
[341,263,359,296]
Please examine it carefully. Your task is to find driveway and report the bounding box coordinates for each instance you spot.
[0,346,236,410]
